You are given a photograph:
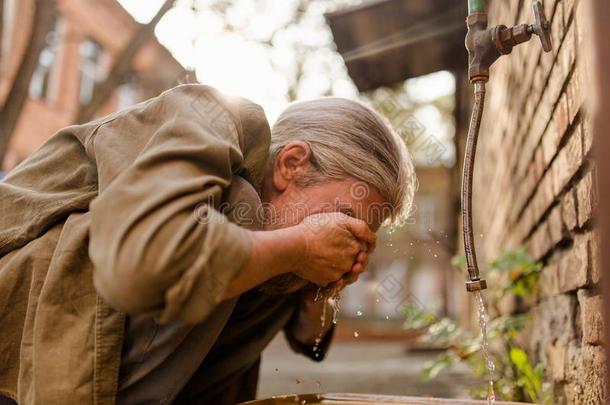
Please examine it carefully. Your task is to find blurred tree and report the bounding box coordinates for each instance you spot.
[0,0,56,167]
[76,0,176,123]
[197,0,358,102]
[368,81,455,166]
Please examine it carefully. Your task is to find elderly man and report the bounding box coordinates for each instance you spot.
[0,85,415,405]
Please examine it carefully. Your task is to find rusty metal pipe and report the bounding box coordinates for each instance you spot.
[462,1,552,292]
[462,80,487,292]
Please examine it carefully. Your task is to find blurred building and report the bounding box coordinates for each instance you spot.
[328,0,469,331]
[341,167,457,325]
[0,0,187,171]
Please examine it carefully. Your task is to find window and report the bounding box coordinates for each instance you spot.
[116,77,139,110]
[29,30,59,100]
[79,39,103,105]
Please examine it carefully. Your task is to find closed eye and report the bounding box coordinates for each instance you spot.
[339,208,355,218]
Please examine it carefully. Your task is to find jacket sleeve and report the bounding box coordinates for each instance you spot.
[284,323,335,362]
[89,85,257,324]
[283,293,335,362]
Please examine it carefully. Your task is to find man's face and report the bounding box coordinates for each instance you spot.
[265,177,387,232]
[260,176,388,295]
[258,141,390,294]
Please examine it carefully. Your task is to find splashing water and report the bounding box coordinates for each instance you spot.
[314,287,342,324]
[312,287,342,357]
[329,288,341,324]
[476,291,496,405]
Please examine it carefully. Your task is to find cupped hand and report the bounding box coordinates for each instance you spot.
[293,212,376,287]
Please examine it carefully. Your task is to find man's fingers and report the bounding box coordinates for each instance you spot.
[356,251,367,264]
[345,218,377,246]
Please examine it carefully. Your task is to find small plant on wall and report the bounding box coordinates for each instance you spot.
[403,247,551,403]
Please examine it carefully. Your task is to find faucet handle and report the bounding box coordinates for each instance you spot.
[531,0,553,52]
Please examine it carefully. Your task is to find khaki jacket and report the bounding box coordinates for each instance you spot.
[0,85,273,404]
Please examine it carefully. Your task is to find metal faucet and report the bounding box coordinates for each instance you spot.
[461,0,552,292]
[466,0,552,82]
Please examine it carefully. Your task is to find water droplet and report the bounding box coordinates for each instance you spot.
[385,315,390,320]
[356,310,363,317]
[353,331,359,337]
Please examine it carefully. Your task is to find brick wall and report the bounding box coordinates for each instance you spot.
[473,0,604,403]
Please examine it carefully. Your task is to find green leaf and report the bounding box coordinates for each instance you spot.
[509,347,529,369]
[509,348,543,402]
[420,353,455,382]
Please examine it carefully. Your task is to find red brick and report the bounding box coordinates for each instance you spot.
[560,22,577,78]
[557,234,589,293]
[565,65,583,125]
[548,205,564,246]
[577,289,604,345]
[539,262,560,299]
[577,170,596,227]
[574,0,585,51]
[564,0,576,25]
[555,93,570,142]
[565,126,583,169]
[564,344,607,403]
[552,128,583,195]
[582,118,593,157]
[550,0,565,59]
[561,189,578,231]
[589,231,602,284]
[547,340,567,381]
[544,0,557,23]
[529,222,551,260]
[541,120,557,166]
[541,170,556,212]
[533,147,545,181]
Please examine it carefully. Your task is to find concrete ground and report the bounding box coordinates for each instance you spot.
[258,333,475,400]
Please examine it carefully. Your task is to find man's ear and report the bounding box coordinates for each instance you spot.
[272,141,312,191]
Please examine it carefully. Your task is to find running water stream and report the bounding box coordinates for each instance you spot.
[312,287,342,358]
[476,290,496,405]
[311,285,494,404]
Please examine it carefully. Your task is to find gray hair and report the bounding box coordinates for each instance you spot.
[270,97,417,225]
